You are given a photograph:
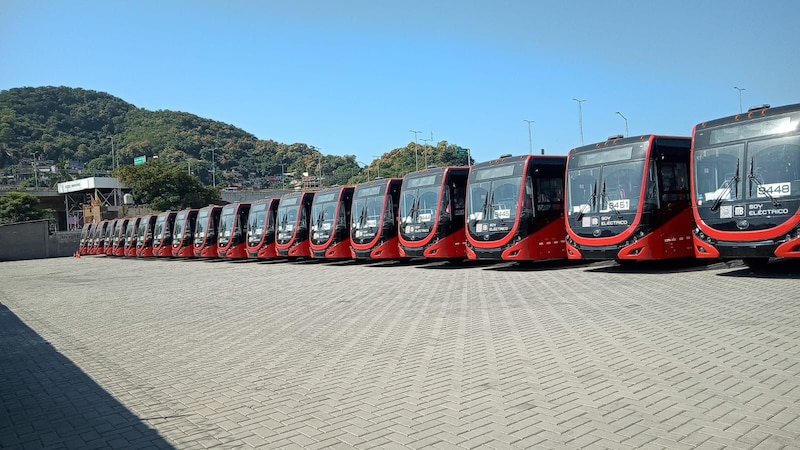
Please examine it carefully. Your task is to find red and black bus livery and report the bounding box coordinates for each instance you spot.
[276,191,315,258]
[135,214,158,258]
[151,211,178,257]
[110,218,130,256]
[79,223,94,255]
[465,154,567,261]
[692,103,800,267]
[398,166,469,259]
[171,208,199,258]
[565,135,694,263]
[309,186,355,259]
[193,205,223,258]
[246,198,280,260]
[218,202,251,259]
[123,216,141,257]
[350,178,403,259]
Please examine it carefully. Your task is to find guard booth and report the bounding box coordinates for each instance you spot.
[57,177,132,230]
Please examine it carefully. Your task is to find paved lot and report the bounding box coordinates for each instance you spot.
[1,255,800,449]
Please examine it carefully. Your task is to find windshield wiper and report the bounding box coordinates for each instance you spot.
[710,158,740,211]
[358,202,369,227]
[600,181,623,219]
[575,181,597,222]
[316,209,325,230]
[748,157,781,206]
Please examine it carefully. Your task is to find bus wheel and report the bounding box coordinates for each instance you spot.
[743,257,769,269]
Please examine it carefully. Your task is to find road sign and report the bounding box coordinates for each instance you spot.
[133,155,146,165]
[456,147,469,155]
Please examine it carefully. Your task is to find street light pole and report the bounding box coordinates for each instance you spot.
[410,130,421,172]
[616,111,628,137]
[420,138,431,168]
[572,98,586,145]
[373,156,381,179]
[211,147,216,187]
[280,163,286,190]
[31,151,38,190]
[523,120,534,154]
[734,86,746,113]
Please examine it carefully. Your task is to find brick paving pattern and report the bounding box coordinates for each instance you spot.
[1,256,799,449]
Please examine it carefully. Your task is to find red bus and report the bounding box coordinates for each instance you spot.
[104,219,120,256]
[309,186,354,259]
[218,202,251,259]
[171,208,199,257]
[692,103,800,267]
[465,155,567,261]
[123,216,142,257]
[565,135,693,263]
[245,198,280,260]
[91,220,110,255]
[110,218,130,256]
[276,191,315,258]
[78,223,94,255]
[151,211,178,257]
[193,205,223,258]
[135,214,157,258]
[350,178,404,259]
[398,167,469,259]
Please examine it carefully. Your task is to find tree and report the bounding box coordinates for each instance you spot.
[0,191,54,223]
[116,160,221,211]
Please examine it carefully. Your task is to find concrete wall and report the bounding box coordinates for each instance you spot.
[0,220,81,261]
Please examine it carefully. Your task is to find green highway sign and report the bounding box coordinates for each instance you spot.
[455,147,469,155]
[133,155,146,165]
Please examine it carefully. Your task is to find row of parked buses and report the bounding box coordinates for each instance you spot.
[79,103,800,268]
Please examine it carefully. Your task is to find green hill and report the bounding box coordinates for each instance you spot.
[0,86,471,188]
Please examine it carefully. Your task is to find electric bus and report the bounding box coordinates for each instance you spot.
[123,216,142,257]
[78,223,94,255]
[398,167,469,259]
[91,220,110,255]
[171,208,199,258]
[151,211,178,257]
[309,186,354,259]
[692,103,800,267]
[135,214,157,258]
[565,135,694,263]
[193,205,223,258]
[275,191,315,258]
[218,202,251,259]
[465,154,567,261]
[111,218,130,256]
[245,198,280,260]
[104,219,120,256]
[350,178,404,259]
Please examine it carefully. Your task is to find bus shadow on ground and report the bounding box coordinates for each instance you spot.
[484,259,594,272]
[584,258,733,274]
[716,259,800,279]
[417,259,501,270]
[0,304,174,449]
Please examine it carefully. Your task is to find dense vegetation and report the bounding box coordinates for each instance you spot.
[0,191,54,224]
[0,86,473,190]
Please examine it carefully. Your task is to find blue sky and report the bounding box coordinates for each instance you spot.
[2,0,799,167]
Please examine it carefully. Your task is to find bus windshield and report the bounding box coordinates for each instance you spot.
[468,176,522,224]
[400,175,441,228]
[247,202,268,245]
[172,212,187,243]
[218,206,235,246]
[695,136,800,205]
[352,185,388,240]
[277,197,301,241]
[153,215,167,242]
[311,192,338,242]
[568,159,645,216]
[194,210,209,244]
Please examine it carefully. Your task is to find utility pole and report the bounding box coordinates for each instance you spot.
[410,130,421,172]
[572,98,586,145]
[523,120,534,154]
[734,86,746,113]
